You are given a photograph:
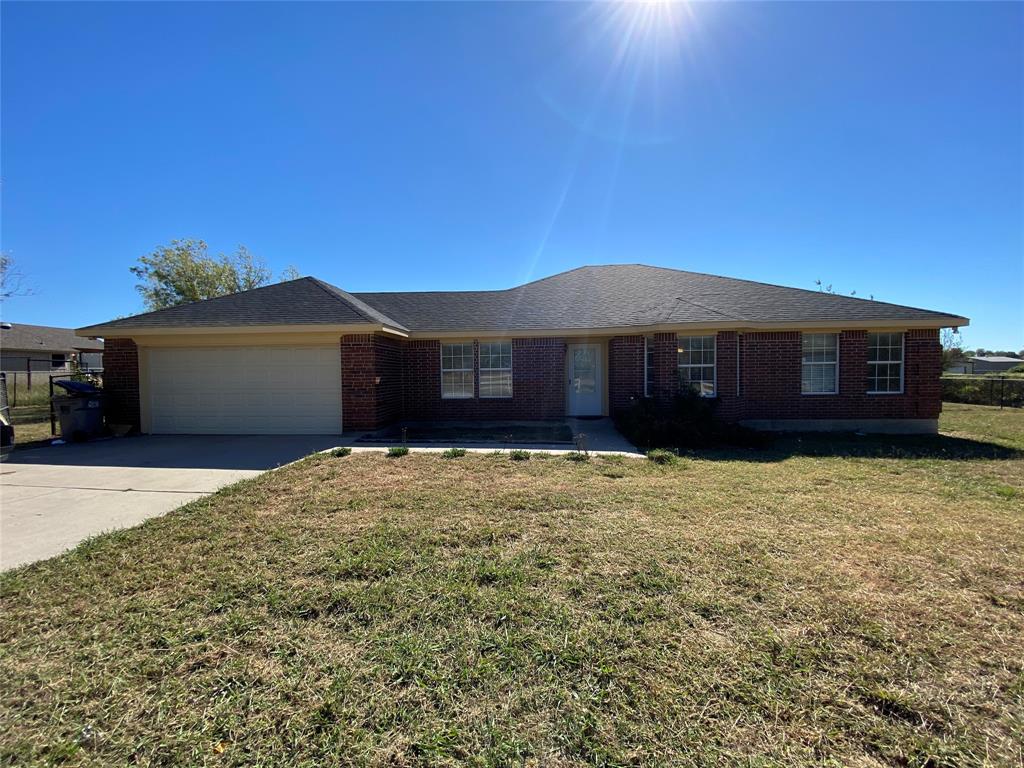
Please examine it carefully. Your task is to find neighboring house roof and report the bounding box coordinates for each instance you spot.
[969,356,1021,363]
[1,323,104,352]
[78,265,969,336]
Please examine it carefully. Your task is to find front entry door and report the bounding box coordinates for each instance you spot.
[567,343,602,416]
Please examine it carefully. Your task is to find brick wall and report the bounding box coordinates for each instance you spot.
[102,337,140,432]
[631,328,942,423]
[340,333,407,430]
[608,335,645,413]
[401,338,566,421]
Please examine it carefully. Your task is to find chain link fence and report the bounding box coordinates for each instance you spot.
[942,376,1024,408]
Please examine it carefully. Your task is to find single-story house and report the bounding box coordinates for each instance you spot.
[77,265,968,435]
[1,322,104,372]
[966,356,1022,374]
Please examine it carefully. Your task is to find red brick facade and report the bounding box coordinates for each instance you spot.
[606,328,942,423]
[102,338,141,432]
[401,337,566,421]
[101,328,942,434]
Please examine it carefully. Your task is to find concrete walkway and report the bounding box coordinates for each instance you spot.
[348,418,640,455]
[0,435,340,570]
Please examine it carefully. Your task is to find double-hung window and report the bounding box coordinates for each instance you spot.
[801,333,839,394]
[867,332,904,393]
[677,335,716,396]
[479,341,512,398]
[440,343,474,399]
[644,336,655,397]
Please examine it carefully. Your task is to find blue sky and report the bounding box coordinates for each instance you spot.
[2,1,1021,349]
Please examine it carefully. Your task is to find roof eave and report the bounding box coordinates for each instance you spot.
[75,322,401,338]
[406,315,970,338]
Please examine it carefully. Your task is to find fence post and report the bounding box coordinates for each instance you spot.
[1000,377,1005,409]
[49,375,56,436]
[26,357,31,390]
[11,373,16,408]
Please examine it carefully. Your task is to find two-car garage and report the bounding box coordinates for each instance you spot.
[143,345,342,434]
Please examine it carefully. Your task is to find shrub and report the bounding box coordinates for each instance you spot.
[646,448,677,465]
[509,449,531,461]
[387,446,410,458]
[615,391,771,451]
[441,447,467,459]
[564,451,589,462]
[330,447,352,458]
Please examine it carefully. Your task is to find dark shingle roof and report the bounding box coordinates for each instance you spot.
[79,265,966,335]
[2,323,104,352]
[353,264,965,331]
[79,277,406,333]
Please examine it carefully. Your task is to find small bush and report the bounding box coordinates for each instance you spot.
[330,447,352,458]
[442,447,467,459]
[564,451,589,462]
[509,449,531,461]
[615,391,771,451]
[387,446,410,458]
[647,448,677,465]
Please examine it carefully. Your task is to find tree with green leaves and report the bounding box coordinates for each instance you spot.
[130,239,297,311]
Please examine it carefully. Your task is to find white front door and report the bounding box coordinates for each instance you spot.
[567,343,602,416]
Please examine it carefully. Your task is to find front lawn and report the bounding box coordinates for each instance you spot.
[1,406,1022,766]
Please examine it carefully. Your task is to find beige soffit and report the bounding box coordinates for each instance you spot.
[78,315,968,342]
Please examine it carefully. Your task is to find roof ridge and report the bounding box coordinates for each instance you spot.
[308,278,408,330]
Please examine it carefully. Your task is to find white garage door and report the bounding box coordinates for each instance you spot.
[147,346,342,434]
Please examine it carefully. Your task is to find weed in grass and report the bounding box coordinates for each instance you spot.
[441,447,467,459]
[509,449,531,461]
[330,446,352,458]
[994,484,1018,499]
[647,448,678,465]
[564,450,589,462]
[387,446,410,458]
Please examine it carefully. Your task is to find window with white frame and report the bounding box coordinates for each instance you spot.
[801,333,839,394]
[479,341,512,398]
[441,342,474,399]
[867,332,904,393]
[677,335,716,396]
[644,336,655,397]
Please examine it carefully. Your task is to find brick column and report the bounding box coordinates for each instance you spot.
[608,335,645,414]
[103,338,141,432]
[341,334,379,430]
[715,331,740,421]
[652,332,677,406]
[906,329,942,418]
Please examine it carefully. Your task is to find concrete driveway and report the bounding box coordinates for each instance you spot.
[0,435,341,570]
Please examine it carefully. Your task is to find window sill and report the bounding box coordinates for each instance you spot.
[801,391,839,396]
[866,391,904,396]
[441,395,474,400]
[479,395,512,400]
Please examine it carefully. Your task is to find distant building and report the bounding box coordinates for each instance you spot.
[967,356,1022,373]
[0,322,104,373]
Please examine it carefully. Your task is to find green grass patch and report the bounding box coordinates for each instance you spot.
[329,446,352,458]
[646,448,678,465]
[386,446,409,458]
[441,447,467,459]
[508,449,531,461]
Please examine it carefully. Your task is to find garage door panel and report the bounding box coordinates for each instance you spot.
[147,345,342,435]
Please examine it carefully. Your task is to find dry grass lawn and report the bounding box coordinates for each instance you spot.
[1,404,1022,766]
[8,404,55,450]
